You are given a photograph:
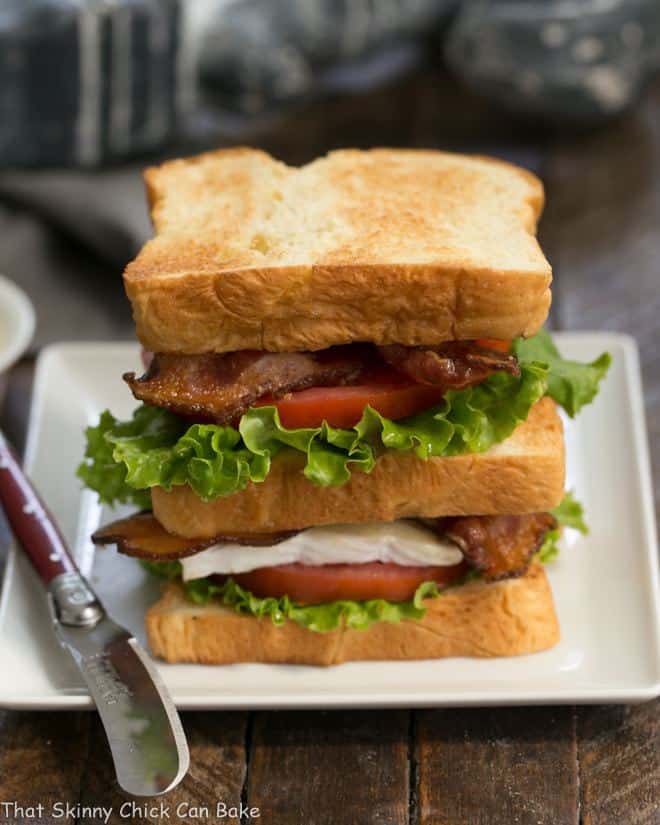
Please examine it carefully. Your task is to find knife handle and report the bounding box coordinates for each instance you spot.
[0,430,76,584]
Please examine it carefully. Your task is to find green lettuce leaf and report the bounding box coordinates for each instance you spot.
[78,361,547,506]
[142,559,442,632]
[552,490,589,534]
[78,330,610,507]
[77,410,156,510]
[535,491,588,564]
[514,328,611,417]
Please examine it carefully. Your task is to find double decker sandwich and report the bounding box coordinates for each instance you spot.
[80,148,610,665]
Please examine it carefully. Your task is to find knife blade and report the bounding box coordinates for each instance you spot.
[0,430,189,796]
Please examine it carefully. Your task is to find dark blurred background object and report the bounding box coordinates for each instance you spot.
[0,0,180,167]
[446,0,660,123]
[196,0,457,116]
[199,0,660,124]
[2,0,660,169]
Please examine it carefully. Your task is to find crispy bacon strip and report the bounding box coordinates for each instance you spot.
[92,513,299,561]
[378,342,519,390]
[125,342,519,424]
[434,512,557,582]
[124,346,373,424]
[95,510,556,580]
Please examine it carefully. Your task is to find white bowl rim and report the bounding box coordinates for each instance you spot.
[0,275,36,373]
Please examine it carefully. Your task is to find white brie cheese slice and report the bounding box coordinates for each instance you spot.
[180,521,462,581]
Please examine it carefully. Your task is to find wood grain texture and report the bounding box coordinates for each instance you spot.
[0,712,89,824]
[246,710,410,825]
[578,703,660,825]
[414,707,578,825]
[77,712,249,825]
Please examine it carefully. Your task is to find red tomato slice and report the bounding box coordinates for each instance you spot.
[229,561,467,604]
[256,369,445,429]
[475,338,512,353]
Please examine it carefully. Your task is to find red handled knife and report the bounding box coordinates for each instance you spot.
[0,429,189,796]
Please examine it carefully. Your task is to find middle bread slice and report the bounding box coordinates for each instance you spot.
[152,397,565,537]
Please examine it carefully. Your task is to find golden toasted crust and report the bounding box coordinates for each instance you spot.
[145,563,559,665]
[125,148,552,353]
[151,398,565,537]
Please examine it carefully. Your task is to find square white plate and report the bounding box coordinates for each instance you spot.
[0,333,658,709]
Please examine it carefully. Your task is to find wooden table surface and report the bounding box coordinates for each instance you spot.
[0,65,658,825]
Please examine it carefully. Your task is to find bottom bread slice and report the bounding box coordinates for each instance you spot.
[146,563,559,665]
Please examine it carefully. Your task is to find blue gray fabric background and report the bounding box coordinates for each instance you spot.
[1,0,659,167]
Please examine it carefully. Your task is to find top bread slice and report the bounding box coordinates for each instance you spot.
[125,148,552,354]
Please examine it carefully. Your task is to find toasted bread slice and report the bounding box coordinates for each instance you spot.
[151,398,564,537]
[146,563,559,665]
[125,148,552,354]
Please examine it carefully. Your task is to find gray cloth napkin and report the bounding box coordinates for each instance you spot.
[0,166,152,267]
[0,167,151,348]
